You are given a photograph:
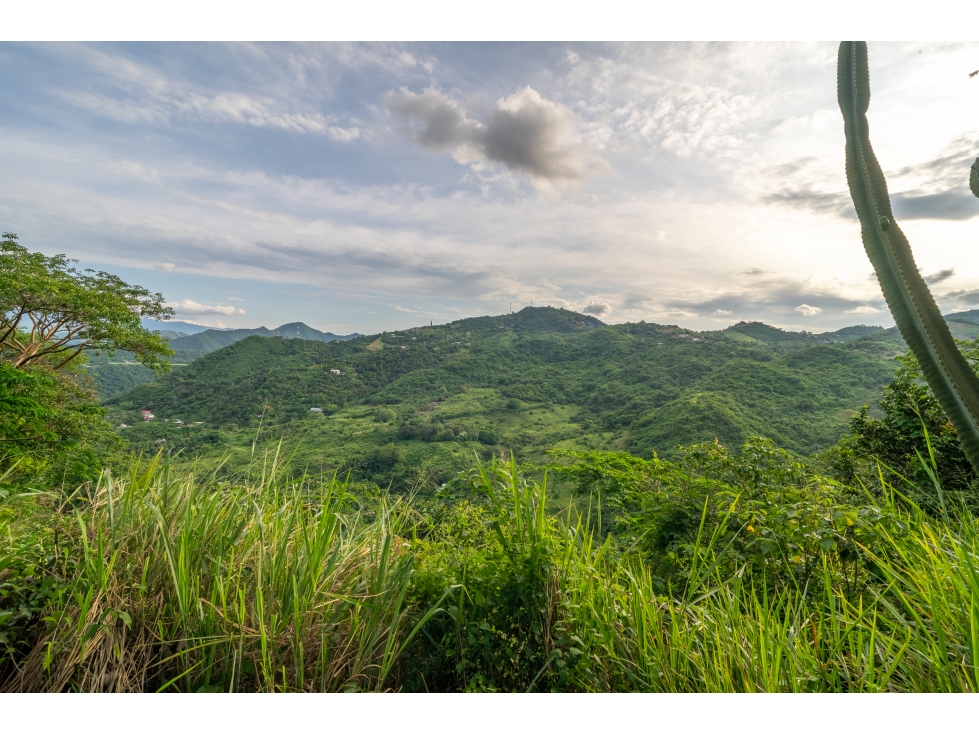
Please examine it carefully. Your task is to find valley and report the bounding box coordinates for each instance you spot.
[97,306,919,490]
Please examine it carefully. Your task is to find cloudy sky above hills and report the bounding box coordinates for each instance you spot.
[4,41,979,333]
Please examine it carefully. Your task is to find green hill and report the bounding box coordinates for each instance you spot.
[85,321,361,400]
[105,307,901,488]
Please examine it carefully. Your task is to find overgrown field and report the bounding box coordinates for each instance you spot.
[4,439,979,692]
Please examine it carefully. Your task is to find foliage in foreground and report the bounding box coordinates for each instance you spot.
[0,232,175,488]
[3,442,979,692]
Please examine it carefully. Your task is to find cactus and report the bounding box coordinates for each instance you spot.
[838,41,979,471]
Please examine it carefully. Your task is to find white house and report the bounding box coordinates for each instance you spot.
[310,407,324,413]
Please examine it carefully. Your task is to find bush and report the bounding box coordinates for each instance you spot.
[374,408,398,423]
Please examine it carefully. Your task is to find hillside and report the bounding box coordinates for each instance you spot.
[86,321,362,400]
[106,307,900,489]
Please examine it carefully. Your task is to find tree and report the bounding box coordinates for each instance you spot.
[0,232,175,486]
[0,233,174,372]
[844,342,979,501]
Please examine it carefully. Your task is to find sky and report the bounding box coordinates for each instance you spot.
[4,41,979,335]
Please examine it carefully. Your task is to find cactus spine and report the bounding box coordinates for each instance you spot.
[838,41,979,471]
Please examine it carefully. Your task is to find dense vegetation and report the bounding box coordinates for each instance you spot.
[0,233,172,488]
[5,439,979,692]
[99,307,910,491]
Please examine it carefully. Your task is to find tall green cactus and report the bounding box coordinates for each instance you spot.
[838,41,979,472]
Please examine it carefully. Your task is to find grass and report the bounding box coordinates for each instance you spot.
[1,450,441,692]
[3,448,979,691]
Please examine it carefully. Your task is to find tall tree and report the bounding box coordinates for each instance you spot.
[0,233,174,372]
[0,233,175,486]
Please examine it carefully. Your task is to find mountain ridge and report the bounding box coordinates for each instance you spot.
[168,322,362,353]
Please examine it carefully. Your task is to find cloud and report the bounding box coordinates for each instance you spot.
[924,268,955,285]
[582,301,611,316]
[741,268,768,276]
[795,304,822,316]
[711,309,733,317]
[57,46,366,142]
[663,275,883,324]
[388,86,605,186]
[154,262,175,272]
[165,299,245,316]
[767,187,979,223]
[763,187,855,218]
[947,290,979,305]
[845,305,881,314]
[892,192,979,221]
[102,160,160,184]
[621,292,653,309]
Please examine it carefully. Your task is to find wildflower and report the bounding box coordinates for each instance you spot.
[747,525,755,533]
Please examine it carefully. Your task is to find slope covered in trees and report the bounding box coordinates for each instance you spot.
[105,307,900,488]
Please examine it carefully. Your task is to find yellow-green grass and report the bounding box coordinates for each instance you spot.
[6,450,979,691]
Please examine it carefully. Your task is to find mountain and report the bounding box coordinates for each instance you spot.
[944,309,979,325]
[720,321,887,351]
[141,319,231,335]
[106,307,899,489]
[168,322,362,353]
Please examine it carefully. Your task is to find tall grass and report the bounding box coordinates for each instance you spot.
[2,451,440,692]
[548,486,979,691]
[4,452,979,691]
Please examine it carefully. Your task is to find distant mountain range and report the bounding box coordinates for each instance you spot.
[140,319,361,352]
[944,309,979,325]
[141,319,231,335]
[167,322,361,353]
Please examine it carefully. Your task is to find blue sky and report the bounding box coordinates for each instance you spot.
[4,41,979,334]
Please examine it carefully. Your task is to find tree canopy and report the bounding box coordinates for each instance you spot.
[0,232,175,485]
[0,233,174,372]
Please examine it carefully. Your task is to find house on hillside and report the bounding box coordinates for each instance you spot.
[310,407,324,413]
[141,410,155,421]
[330,369,343,375]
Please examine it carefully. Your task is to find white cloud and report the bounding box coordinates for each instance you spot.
[165,299,245,316]
[582,301,611,316]
[845,305,881,314]
[154,262,176,272]
[711,309,733,317]
[795,304,822,316]
[102,160,160,184]
[57,45,365,142]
